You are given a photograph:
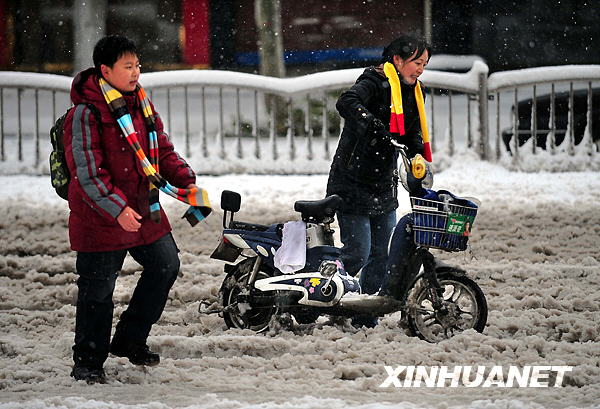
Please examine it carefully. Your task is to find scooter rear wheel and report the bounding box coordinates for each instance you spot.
[221,258,278,333]
[406,271,487,342]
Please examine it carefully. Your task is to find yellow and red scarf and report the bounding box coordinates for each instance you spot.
[383,62,432,162]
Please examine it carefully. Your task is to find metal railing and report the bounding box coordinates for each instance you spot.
[0,72,71,164]
[0,65,489,174]
[488,65,600,162]
[138,65,489,166]
[1,62,598,174]
[139,68,368,163]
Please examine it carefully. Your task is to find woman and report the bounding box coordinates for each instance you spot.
[326,34,432,326]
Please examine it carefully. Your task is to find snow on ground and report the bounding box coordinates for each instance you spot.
[1,158,600,409]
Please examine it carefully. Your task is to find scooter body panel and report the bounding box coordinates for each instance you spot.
[220,225,282,268]
[254,272,360,307]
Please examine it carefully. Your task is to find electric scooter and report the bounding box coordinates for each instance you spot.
[203,145,487,342]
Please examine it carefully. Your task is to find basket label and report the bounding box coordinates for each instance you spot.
[413,204,439,212]
[446,213,475,236]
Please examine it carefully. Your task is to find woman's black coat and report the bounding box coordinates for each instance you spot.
[326,66,426,216]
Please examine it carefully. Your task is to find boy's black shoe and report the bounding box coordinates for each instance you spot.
[110,339,160,366]
[70,366,107,384]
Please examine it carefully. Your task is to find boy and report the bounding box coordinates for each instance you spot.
[64,35,200,384]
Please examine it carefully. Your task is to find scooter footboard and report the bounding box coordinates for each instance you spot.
[338,294,404,315]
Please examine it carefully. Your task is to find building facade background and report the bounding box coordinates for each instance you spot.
[0,0,597,75]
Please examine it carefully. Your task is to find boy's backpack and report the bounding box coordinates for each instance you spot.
[49,103,101,200]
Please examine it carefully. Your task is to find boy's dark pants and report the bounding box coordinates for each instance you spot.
[72,233,179,369]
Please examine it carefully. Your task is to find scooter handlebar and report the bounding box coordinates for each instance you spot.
[389,140,412,174]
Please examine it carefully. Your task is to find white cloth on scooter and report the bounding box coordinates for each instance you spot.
[274,221,306,274]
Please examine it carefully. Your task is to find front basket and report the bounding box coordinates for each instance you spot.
[410,196,478,252]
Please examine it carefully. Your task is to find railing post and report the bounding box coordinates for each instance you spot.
[531,85,537,155]
[253,90,260,159]
[184,86,190,157]
[305,93,313,161]
[269,96,277,160]
[587,81,595,156]
[0,88,4,162]
[201,86,208,158]
[448,91,454,157]
[568,82,575,156]
[218,87,225,159]
[549,84,556,154]
[495,92,501,160]
[167,88,172,136]
[478,70,490,160]
[429,90,435,153]
[512,88,520,164]
[321,93,329,159]
[35,89,40,166]
[287,97,296,161]
[235,87,243,159]
[18,88,22,162]
[467,95,472,149]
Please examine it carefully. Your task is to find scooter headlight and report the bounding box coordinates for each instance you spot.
[399,154,434,192]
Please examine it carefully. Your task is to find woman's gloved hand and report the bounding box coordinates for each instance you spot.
[370,118,400,145]
[370,118,409,154]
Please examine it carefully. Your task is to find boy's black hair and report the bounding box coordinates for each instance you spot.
[380,34,432,64]
[93,35,137,71]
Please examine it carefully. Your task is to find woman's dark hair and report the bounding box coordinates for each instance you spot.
[380,34,432,64]
[93,35,137,71]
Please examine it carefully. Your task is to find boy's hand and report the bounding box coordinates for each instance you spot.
[117,206,142,232]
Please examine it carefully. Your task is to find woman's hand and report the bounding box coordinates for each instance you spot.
[117,206,142,232]
[370,118,396,144]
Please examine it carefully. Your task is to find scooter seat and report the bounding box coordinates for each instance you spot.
[294,195,342,222]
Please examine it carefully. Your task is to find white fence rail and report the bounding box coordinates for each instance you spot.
[488,65,600,163]
[0,62,598,174]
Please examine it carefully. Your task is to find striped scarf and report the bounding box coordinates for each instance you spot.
[383,62,433,162]
[99,78,211,226]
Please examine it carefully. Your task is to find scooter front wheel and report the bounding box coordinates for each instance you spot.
[221,258,278,333]
[405,272,487,342]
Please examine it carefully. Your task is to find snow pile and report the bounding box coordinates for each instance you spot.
[1,160,599,409]
[497,136,600,172]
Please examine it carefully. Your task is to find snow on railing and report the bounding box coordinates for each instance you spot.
[0,64,488,174]
[488,65,600,91]
[1,62,597,175]
[0,72,71,91]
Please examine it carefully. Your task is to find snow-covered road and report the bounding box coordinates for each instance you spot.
[1,159,599,409]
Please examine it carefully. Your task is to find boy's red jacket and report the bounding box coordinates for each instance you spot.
[63,68,196,252]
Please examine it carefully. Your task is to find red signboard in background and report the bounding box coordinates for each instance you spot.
[183,0,211,68]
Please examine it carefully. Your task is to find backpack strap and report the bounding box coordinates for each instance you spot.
[79,103,102,134]
[49,103,103,200]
